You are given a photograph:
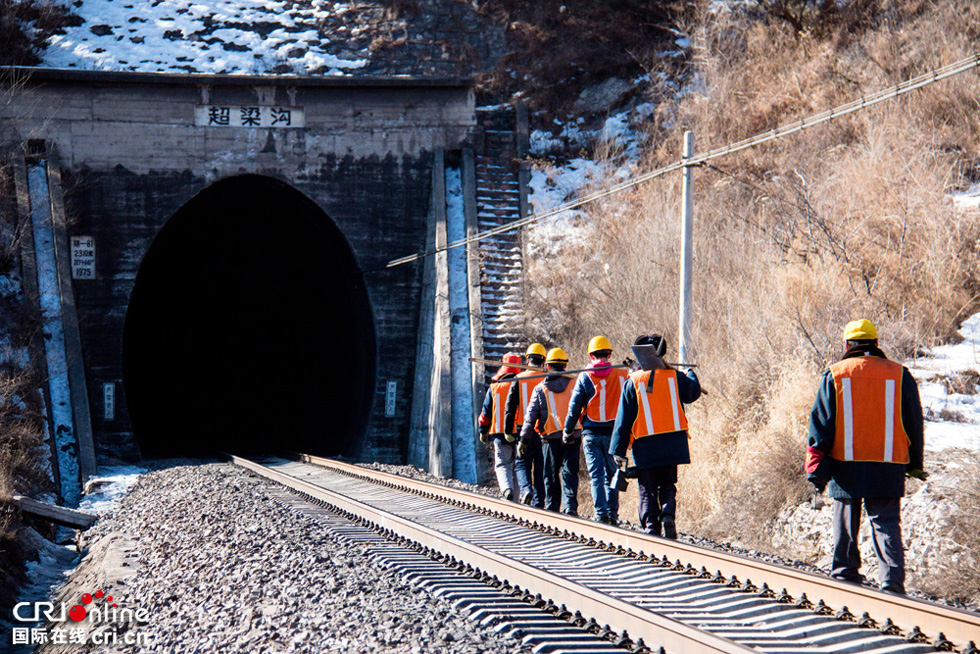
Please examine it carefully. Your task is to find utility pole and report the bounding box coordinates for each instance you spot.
[678,130,694,365]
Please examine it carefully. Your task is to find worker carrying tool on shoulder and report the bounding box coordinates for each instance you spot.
[506,343,548,507]
[611,334,701,539]
[806,319,925,595]
[518,347,582,515]
[565,335,630,525]
[478,353,522,501]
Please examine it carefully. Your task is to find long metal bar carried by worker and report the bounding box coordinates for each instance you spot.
[469,357,698,383]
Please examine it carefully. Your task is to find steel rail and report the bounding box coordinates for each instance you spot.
[226,452,757,654]
[295,452,980,651]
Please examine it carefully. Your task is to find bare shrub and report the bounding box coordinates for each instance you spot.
[941,370,980,396]
[524,0,980,545]
[0,0,80,66]
[0,145,53,612]
[920,452,980,604]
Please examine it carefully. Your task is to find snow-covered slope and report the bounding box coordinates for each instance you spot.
[38,0,496,76]
[44,0,367,74]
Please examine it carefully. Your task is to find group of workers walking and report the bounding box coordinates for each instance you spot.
[477,318,925,595]
[478,333,702,539]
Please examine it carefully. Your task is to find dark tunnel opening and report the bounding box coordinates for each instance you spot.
[123,174,376,458]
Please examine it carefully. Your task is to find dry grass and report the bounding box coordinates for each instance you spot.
[525,0,980,545]
[0,158,53,613]
[926,452,980,604]
[0,0,80,66]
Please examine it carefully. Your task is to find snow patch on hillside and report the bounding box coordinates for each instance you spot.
[907,313,980,452]
[42,0,368,74]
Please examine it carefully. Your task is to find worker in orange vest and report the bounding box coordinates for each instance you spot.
[806,319,925,594]
[478,353,522,501]
[564,335,630,525]
[505,343,548,506]
[611,334,701,538]
[518,347,581,514]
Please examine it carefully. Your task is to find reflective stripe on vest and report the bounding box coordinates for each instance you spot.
[830,357,910,464]
[491,380,514,434]
[545,390,565,433]
[585,369,627,423]
[541,386,579,435]
[629,369,688,444]
[515,372,543,429]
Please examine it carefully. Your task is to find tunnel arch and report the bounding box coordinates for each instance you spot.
[123,174,376,458]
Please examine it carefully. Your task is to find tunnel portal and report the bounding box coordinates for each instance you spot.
[123,175,376,458]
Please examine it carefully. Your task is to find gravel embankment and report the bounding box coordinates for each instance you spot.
[36,454,977,654]
[45,462,533,654]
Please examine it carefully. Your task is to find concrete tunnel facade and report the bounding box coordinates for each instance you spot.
[0,69,478,468]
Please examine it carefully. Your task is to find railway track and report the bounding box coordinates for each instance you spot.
[226,453,980,654]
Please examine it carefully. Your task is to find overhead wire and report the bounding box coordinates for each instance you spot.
[384,51,980,269]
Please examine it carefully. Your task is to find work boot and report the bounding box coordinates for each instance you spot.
[503,488,513,501]
[662,515,677,539]
[881,583,906,595]
[520,492,533,506]
[561,508,577,517]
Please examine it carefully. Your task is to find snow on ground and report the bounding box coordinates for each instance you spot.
[525,103,655,259]
[949,183,980,211]
[42,0,369,74]
[906,313,980,452]
[4,467,146,653]
[78,465,147,515]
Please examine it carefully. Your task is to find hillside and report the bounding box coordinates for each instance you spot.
[520,0,980,603]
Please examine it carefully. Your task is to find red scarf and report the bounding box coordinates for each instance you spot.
[589,359,612,378]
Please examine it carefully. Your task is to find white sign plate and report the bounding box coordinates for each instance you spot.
[103,382,115,422]
[70,236,96,279]
[385,381,397,418]
[195,105,305,128]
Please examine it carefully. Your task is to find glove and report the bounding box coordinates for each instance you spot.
[504,433,516,443]
[479,430,491,445]
[517,440,528,457]
[562,430,576,444]
[613,455,628,468]
[906,468,929,481]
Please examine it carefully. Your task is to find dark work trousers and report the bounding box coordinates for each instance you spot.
[515,434,544,508]
[541,436,568,513]
[542,436,580,515]
[636,466,678,536]
[832,497,904,592]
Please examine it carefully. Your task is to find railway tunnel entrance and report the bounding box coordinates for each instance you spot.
[123,174,376,458]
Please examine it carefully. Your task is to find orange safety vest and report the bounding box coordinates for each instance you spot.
[628,369,689,445]
[514,371,544,430]
[539,385,580,435]
[829,357,910,464]
[490,379,516,435]
[584,368,629,423]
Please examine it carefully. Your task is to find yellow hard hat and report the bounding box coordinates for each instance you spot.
[842,318,878,342]
[588,335,612,354]
[545,348,569,365]
[526,343,547,358]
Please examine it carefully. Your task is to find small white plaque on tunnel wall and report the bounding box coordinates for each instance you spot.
[385,381,397,418]
[103,382,115,422]
[70,236,96,279]
[195,105,305,128]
